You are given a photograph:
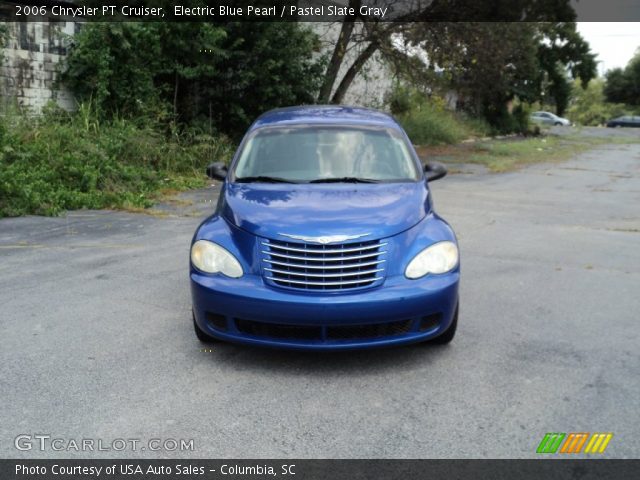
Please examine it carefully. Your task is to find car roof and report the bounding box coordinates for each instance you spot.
[250,105,402,131]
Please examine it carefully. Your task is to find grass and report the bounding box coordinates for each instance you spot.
[468,136,571,172]
[0,104,234,217]
[426,133,640,173]
[397,102,492,146]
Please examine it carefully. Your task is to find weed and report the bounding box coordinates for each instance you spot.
[0,104,234,217]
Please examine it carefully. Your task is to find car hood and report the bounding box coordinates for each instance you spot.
[220,182,429,241]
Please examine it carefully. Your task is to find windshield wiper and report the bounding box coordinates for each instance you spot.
[309,177,380,184]
[235,176,300,184]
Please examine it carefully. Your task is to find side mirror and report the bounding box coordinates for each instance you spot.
[424,161,447,182]
[206,162,228,181]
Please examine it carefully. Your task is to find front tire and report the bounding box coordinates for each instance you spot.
[430,302,458,344]
[193,310,216,343]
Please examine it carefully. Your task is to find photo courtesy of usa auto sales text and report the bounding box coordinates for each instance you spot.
[15,464,202,476]
[15,463,295,476]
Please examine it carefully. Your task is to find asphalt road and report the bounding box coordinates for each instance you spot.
[1,133,639,459]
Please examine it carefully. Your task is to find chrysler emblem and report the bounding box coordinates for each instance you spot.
[279,233,371,244]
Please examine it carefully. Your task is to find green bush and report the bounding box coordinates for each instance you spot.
[388,86,490,145]
[387,85,414,117]
[481,102,531,135]
[567,79,633,126]
[0,104,234,217]
[398,103,469,145]
[458,115,493,138]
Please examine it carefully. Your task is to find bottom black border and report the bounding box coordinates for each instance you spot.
[2,459,639,480]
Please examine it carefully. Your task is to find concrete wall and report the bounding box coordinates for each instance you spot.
[0,21,77,111]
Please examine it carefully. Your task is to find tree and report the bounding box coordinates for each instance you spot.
[62,22,323,138]
[208,22,324,136]
[535,22,597,115]
[546,67,572,116]
[62,23,224,119]
[317,0,580,105]
[604,50,640,105]
[568,78,629,126]
[398,21,595,124]
[604,68,630,104]
[62,23,163,117]
[155,23,227,119]
[317,0,361,103]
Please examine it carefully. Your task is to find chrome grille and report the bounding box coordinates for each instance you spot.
[261,238,387,291]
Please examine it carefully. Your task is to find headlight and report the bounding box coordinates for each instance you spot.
[191,240,243,278]
[405,241,458,279]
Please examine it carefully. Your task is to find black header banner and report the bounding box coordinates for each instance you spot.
[1,0,640,22]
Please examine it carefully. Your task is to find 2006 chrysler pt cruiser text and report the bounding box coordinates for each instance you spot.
[190,106,460,350]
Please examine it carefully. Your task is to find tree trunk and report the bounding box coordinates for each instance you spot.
[317,0,361,103]
[330,41,378,104]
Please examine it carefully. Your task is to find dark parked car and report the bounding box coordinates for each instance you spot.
[606,116,640,128]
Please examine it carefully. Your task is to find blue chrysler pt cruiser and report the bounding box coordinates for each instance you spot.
[190,106,459,350]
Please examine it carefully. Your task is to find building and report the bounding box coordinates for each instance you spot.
[0,2,80,111]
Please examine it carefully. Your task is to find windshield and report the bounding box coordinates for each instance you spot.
[232,125,422,183]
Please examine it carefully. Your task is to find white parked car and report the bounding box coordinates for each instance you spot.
[530,111,571,126]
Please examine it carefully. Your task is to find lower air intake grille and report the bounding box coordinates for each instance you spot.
[235,319,321,340]
[233,319,413,342]
[327,319,413,340]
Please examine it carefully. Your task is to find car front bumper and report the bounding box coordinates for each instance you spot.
[191,271,459,350]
